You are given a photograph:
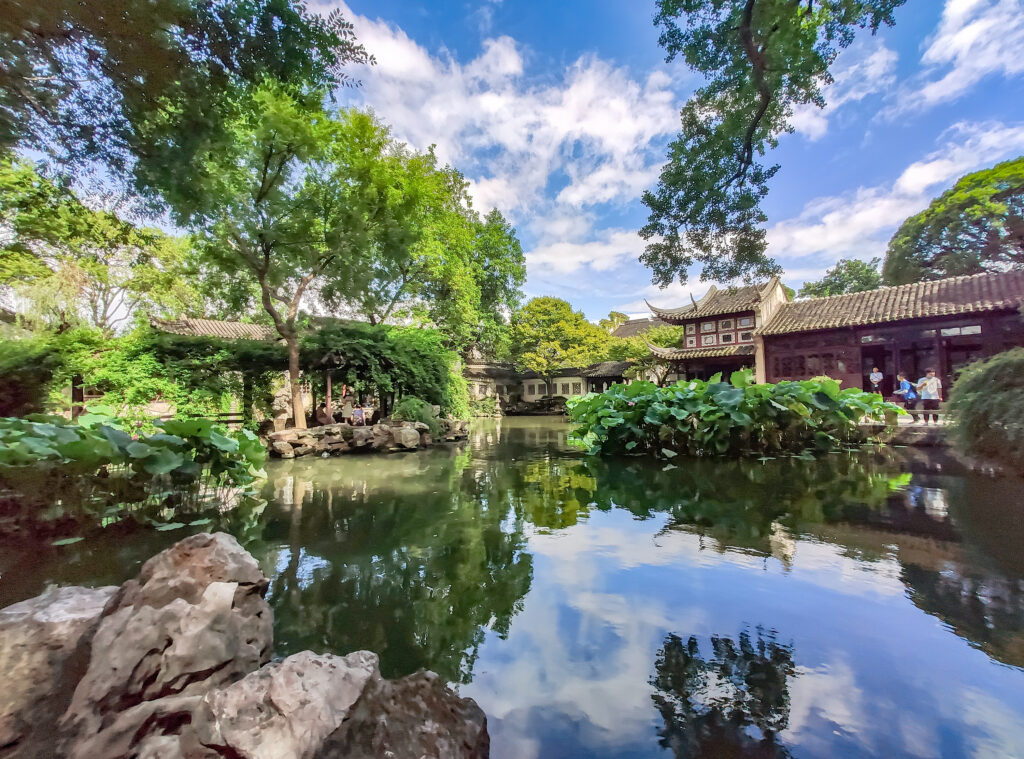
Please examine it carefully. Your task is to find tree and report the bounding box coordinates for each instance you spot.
[798,257,882,298]
[608,324,685,384]
[319,168,525,359]
[182,86,431,429]
[0,157,194,332]
[0,0,371,196]
[599,311,629,332]
[883,157,1024,285]
[642,1,903,287]
[510,297,610,392]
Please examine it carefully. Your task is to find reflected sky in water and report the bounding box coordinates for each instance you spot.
[3,417,1024,758]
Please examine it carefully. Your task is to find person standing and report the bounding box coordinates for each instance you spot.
[893,371,918,421]
[916,368,943,424]
[868,366,883,393]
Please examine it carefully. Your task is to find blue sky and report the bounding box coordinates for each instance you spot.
[321,0,1024,320]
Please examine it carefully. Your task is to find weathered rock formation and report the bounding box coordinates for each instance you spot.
[0,585,117,758]
[265,418,469,460]
[0,532,488,759]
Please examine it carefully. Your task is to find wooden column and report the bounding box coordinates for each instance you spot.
[324,371,333,417]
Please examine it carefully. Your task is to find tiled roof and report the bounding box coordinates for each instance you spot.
[581,361,632,377]
[464,362,519,379]
[520,367,585,380]
[611,317,671,338]
[150,317,278,341]
[760,271,1024,336]
[647,343,756,361]
[648,278,780,322]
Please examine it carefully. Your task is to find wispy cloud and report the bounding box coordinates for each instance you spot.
[890,0,1024,114]
[767,121,1024,276]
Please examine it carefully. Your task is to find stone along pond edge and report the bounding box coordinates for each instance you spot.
[264,419,470,459]
[0,532,489,759]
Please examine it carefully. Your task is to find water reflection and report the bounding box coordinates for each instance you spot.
[3,418,1024,757]
[652,629,795,758]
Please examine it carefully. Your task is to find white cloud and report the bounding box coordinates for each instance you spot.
[767,121,1024,276]
[311,2,684,286]
[791,39,898,140]
[893,0,1024,113]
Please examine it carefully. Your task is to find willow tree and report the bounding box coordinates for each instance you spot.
[182,86,428,428]
[642,0,903,286]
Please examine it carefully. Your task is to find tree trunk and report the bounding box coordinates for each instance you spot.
[325,371,333,418]
[71,374,85,419]
[286,335,306,430]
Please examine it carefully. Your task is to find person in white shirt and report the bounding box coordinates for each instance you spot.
[916,368,943,424]
[868,366,883,393]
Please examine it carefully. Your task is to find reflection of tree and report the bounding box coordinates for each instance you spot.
[651,629,795,759]
[902,563,1024,669]
[259,445,533,684]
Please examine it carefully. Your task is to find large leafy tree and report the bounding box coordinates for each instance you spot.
[470,208,526,360]
[0,0,371,196]
[608,324,686,384]
[182,86,429,429]
[599,311,630,332]
[510,297,610,391]
[798,257,881,298]
[642,0,903,287]
[883,157,1024,285]
[0,157,193,332]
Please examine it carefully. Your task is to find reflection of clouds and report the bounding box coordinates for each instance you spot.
[785,660,869,754]
[269,547,330,592]
[961,688,1024,759]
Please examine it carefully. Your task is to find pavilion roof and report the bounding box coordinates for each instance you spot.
[759,270,1024,336]
[647,278,781,323]
[150,317,278,341]
[581,361,632,377]
[611,317,672,338]
[646,343,756,361]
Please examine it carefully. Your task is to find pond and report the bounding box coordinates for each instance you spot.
[3,416,1024,758]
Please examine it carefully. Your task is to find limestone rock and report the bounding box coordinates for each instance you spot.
[294,436,318,448]
[420,433,433,447]
[0,585,117,759]
[313,670,489,759]
[181,651,380,759]
[293,444,314,456]
[371,424,393,450]
[351,427,374,448]
[268,430,299,443]
[58,533,272,759]
[393,427,421,450]
[271,440,294,457]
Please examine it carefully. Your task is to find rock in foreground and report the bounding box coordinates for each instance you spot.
[0,532,488,759]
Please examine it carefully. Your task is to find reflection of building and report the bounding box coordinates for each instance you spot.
[644,271,1024,393]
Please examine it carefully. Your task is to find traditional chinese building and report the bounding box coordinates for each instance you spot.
[646,271,1024,393]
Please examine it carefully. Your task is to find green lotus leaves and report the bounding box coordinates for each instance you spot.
[567,369,903,458]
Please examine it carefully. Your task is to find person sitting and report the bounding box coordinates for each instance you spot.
[315,403,332,426]
[351,406,364,426]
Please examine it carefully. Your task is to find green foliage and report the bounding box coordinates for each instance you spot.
[607,324,685,382]
[567,370,901,457]
[0,413,266,510]
[469,395,501,418]
[643,0,903,286]
[0,156,196,332]
[443,370,471,421]
[884,156,1024,284]
[392,396,443,437]
[948,349,1024,473]
[1,0,370,188]
[798,257,882,298]
[599,311,630,332]
[0,337,59,416]
[511,297,610,382]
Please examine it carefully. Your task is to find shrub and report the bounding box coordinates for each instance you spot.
[948,348,1024,472]
[469,395,500,417]
[566,370,901,458]
[392,396,443,436]
[0,337,59,416]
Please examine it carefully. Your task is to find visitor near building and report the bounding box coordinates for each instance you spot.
[893,372,918,419]
[868,366,883,393]
[916,369,943,424]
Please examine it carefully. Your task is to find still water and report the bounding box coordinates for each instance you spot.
[3,417,1024,758]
